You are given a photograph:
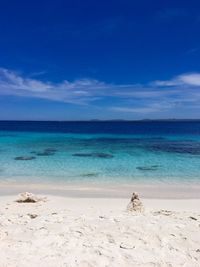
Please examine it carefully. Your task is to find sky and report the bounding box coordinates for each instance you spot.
[0,0,200,120]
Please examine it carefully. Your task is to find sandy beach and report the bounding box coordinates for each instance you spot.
[1,180,200,198]
[0,192,200,267]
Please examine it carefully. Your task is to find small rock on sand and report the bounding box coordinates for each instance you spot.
[127,192,144,213]
[28,214,38,219]
[16,192,46,203]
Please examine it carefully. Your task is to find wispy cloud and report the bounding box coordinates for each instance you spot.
[29,70,48,78]
[153,73,200,86]
[0,68,107,104]
[111,101,178,114]
[0,68,167,103]
[111,106,159,114]
[0,68,200,115]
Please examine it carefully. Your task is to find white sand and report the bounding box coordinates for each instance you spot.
[0,194,200,267]
[1,180,200,198]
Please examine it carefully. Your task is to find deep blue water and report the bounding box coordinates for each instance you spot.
[0,121,200,184]
[1,120,200,135]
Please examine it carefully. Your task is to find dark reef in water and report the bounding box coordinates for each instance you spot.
[90,137,166,143]
[72,152,114,158]
[146,141,200,155]
[36,151,55,156]
[81,173,99,177]
[30,148,57,156]
[44,148,58,152]
[136,165,160,171]
[15,156,36,161]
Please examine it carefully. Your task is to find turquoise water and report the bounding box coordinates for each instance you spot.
[0,130,200,184]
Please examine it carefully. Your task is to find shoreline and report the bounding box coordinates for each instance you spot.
[1,179,200,199]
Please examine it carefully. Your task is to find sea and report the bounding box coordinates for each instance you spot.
[0,121,200,184]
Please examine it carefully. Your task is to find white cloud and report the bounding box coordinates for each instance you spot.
[0,68,169,103]
[0,68,200,115]
[0,68,109,104]
[179,73,200,86]
[111,102,174,114]
[111,107,158,113]
[153,72,200,87]
[0,68,51,93]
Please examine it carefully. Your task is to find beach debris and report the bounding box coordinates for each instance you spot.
[99,215,108,219]
[72,152,114,158]
[120,242,135,249]
[127,192,144,213]
[16,192,46,203]
[14,156,36,161]
[189,216,197,221]
[153,210,173,216]
[28,213,38,219]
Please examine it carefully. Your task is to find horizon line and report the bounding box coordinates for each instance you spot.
[0,119,200,122]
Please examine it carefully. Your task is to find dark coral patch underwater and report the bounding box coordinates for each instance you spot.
[15,156,36,161]
[72,152,114,158]
[136,165,161,171]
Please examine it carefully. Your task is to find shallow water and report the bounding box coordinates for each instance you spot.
[0,121,200,184]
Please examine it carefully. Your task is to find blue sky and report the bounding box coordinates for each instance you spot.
[0,0,200,120]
